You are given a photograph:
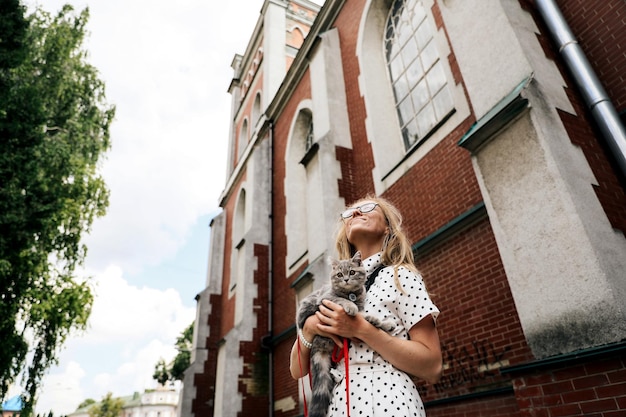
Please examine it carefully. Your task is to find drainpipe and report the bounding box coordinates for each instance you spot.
[535,0,626,180]
[268,120,274,417]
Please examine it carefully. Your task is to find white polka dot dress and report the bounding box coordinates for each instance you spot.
[327,253,439,417]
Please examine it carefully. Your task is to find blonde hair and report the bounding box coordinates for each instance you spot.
[334,195,418,291]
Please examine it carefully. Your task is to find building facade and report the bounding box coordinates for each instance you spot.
[181,0,626,416]
[70,387,179,417]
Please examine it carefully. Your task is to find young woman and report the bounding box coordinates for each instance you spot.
[290,195,442,417]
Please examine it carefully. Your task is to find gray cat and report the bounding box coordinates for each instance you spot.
[296,251,395,417]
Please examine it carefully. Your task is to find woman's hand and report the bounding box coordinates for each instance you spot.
[301,312,326,341]
[315,299,371,345]
[290,308,343,379]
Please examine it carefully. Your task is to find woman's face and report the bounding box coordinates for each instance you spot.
[343,200,388,245]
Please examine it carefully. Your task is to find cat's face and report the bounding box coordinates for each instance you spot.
[329,251,366,291]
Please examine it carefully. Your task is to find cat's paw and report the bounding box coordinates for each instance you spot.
[363,315,396,332]
[379,319,396,333]
[343,303,358,316]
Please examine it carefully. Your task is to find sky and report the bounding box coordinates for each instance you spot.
[13,0,265,414]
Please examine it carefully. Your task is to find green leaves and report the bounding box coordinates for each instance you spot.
[152,322,194,384]
[0,2,114,415]
[88,393,124,417]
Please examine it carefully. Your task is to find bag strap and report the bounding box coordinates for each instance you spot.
[365,264,386,292]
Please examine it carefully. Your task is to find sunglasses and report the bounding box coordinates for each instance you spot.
[341,202,379,219]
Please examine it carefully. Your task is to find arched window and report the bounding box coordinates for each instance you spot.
[238,119,249,160]
[385,0,454,149]
[290,26,305,48]
[252,93,262,129]
[285,107,313,270]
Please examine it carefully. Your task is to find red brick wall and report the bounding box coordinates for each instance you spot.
[383,125,482,239]
[238,243,270,415]
[192,292,222,416]
[511,354,626,417]
[273,340,301,417]
[334,0,376,201]
[415,217,533,403]
[427,393,522,417]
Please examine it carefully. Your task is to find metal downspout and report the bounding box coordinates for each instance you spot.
[535,0,626,179]
[268,120,274,417]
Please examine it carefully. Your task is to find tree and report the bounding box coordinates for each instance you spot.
[152,358,170,386]
[88,393,123,417]
[77,398,96,410]
[0,0,28,70]
[34,412,57,417]
[0,2,114,415]
[153,322,194,384]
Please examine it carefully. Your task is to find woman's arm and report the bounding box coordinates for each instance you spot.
[316,299,443,384]
[289,326,312,379]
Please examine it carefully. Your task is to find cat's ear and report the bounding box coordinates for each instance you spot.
[352,251,362,263]
[328,256,339,268]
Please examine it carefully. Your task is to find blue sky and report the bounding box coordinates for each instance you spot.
[130,212,216,304]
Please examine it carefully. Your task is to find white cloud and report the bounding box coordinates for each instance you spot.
[92,339,178,399]
[82,265,195,344]
[35,362,86,415]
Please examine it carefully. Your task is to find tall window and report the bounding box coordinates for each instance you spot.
[238,119,249,160]
[285,108,312,270]
[385,0,454,149]
[252,93,262,129]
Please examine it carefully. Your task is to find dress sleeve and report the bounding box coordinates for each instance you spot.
[394,266,439,331]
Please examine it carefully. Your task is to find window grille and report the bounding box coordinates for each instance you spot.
[385,0,454,149]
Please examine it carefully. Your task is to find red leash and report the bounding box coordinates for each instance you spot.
[332,339,350,417]
[298,338,351,417]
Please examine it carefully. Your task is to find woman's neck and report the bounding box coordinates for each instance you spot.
[355,243,383,260]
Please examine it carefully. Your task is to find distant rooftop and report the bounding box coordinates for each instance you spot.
[1,396,23,412]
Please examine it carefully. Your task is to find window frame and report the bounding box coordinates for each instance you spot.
[358,0,470,193]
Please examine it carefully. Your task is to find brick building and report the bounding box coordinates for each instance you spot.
[180,0,626,416]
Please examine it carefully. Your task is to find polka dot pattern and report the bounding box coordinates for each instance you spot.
[327,253,439,417]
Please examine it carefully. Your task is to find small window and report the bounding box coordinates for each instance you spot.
[238,119,249,159]
[252,93,262,128]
